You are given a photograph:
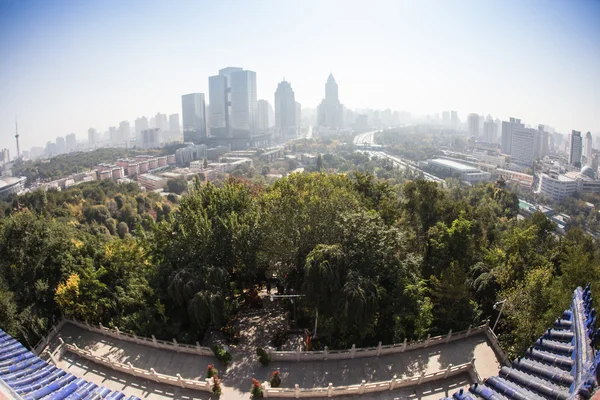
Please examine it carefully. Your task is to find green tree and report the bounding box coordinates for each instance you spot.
[166,177,188,194]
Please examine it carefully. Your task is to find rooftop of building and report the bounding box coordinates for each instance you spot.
[0,176,26,190]
[137,173,165,182]
[429,158,481,173]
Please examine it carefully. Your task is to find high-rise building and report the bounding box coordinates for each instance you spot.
[442,111,450,126]
[584,132,593,166]
[65,133,76,152]
[274,80,297,139]
[230,69,257,137]
[109,127,119,144]
[569,130,583,167]
[155,113,168,133]
[296,102,302,130]
[483,115,497,143]
[181,93,207,142]
[511,126,536,166]
[135,117,149,139]
[141,128,161,149]
[467,113,480,138]
[119,121,131,141]
[88,128,98,147]
[56,136,66,154]
[450,111,459,129]
[169,114,180,137]
[317,74,343,129]
[256,99,271,133]
[534,125,549,160]
[501,117,524,154]
[0,148,9,164]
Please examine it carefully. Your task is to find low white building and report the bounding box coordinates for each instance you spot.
[538,166,600,202]
[427,158,491,184]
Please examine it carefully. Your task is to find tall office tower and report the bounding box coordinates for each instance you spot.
[584,132,593,166]
[274,80,297,139]
[0,148,9,164]
[501,117,524,154]
[296,102,302,130]
[169,114,180,137]
[55,136,66,154]
[483,115,498,143]
[511,126,536,166]
[450,111,459,129]
[45,141,57,156]
[155,113,168,133]
[119,121,131,141]
[109,127,119,144]
[135,117,149,139]
[141,128,161,149]
[88,128,98,147]
[569,130,583,167]
[209,67,243,138]
[181,93,207,142]
[467,113,480,138]
[65,133,76,152]
[534,125,549,160]
[442,111,450,126]
[257,99,271,133]
[317,74,344,129]
[230,69,257,137]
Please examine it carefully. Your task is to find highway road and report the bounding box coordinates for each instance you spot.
[369,150,444,183]
[353,130,379,145]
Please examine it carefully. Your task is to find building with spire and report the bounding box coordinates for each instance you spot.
[317,74,344,130]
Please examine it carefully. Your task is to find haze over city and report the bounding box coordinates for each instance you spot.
[0,0,599,151]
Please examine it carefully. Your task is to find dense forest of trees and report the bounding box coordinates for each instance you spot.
[1,168,599,358]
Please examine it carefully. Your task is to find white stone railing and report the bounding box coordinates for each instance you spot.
[268,324,488,362]
[32,318,69,355]
[262,359,475,398]
[62,340,213,392]
[65,318,215,358]
[483,325,510,366]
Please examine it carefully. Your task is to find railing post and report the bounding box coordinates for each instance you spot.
[467,325,472,337]
[128,362,136,377]
[152,334,158,348]
[99,322,104,329]
[446,329,453,343]
[351,344,356,359]
[324,346,328,360]
[418,372,424,385]
[86,321,91,330]
[47,350,58,365]
[110,359,115,370]
[196,341,202,354]
[295,384,300,398]
[173,338,180,352]
[327,383,333,397]
[177,373,185,388]
[151,367,159,382]
[389,375,397,390]
[377,341,382,356]
[425,334,431,347]
[359,380,366,394]
[402,338,407,352]
[205,378,211,390]
[58,337,64,345]
[296,346,301,361]
[133,332,138,341]
[114,326,120,337]
[444,364,452,378]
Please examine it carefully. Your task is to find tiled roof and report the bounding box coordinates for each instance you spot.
[0,329,140,400]
[442,285,599,400]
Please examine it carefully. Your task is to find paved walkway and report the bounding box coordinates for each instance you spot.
[55,321,500,399]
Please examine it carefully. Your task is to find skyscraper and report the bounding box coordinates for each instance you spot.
[88,128,98,147]
[534,125,549,160]
[501,117,524,154]
[109,127,119,144]
[65,133,76,152]
[119,121,131,141]
[511,126,536,166]
[274,80,297,139]
[169,114,180,137]
[317,74,343,129]
[483,115,497,143]
[0,148,10,164]
[467,113,480,138]
[181,93,207,142]
[135,117,149,139]
[155,113,168,133]
[56,136,66,154]
[256,99,271,133]
[569,130,583,167]
[584,132,593,166]
[230,69,257,137]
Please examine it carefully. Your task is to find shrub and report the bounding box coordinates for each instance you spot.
[250,378,263,398]
[206,364,218,379]
[221,325,240,345]
[212,376,222,396]
[256,347,271,366]
[212,344,233,366]
[270,370,281,388]
[271,328,287,349]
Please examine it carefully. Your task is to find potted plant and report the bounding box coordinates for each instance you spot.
[250,378,263,398]
[256,347,271,366]
[206,364,218,379]
[212,376,222,396]
[270,370,281,388]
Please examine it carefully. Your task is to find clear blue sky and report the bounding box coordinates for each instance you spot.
[0,0,599,152]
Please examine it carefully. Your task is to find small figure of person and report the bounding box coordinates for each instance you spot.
[266,282,272,294]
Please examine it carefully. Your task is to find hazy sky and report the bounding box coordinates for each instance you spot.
[0,0,599,152]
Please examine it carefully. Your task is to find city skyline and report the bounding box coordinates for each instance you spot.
[1,0,599,152]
